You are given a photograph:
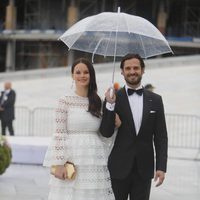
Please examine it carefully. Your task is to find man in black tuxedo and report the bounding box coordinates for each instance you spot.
[100,54,168,200]
[0,81,16,136]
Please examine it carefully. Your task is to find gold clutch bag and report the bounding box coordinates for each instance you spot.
[50,161,76,180]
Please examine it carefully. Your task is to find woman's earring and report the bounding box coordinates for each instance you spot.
[71,80,74,89]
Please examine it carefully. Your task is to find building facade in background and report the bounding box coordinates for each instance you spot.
[0,0,200,72]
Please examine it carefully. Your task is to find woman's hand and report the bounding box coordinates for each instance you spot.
[115,113,121,128]
[53,165,68,180]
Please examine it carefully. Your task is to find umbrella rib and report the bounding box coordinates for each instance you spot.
[92,31,115,61]
[59,32,83,51]
[103,31,113,57]
[92,37,106,63]
[138,34,147,58]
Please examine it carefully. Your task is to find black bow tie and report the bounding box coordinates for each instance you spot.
[127,88,143,96]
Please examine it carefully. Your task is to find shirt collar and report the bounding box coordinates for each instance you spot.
[4,89,11,94]
[125,84,143,93]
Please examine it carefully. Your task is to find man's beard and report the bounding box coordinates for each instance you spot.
[125,75,142,86]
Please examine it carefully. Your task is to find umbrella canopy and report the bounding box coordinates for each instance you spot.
[59,9,173,59]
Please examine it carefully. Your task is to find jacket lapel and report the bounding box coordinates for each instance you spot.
[138,90,151,135]
[119,87,136,135]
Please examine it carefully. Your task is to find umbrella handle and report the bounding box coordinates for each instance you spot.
[109,88,114,98]
[109,83,114,98]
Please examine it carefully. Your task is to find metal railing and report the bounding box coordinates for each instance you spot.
[166,114,200,149]
[3,106,200,150]
[14,106,55,137]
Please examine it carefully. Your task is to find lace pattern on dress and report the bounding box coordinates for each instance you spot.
[43,94,89,166]
[43,93,115,200]
[43,97,69,166]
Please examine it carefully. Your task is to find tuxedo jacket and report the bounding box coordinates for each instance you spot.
[100,87,168,180]
[0,89,16,121]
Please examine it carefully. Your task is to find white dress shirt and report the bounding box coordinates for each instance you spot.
[106,85,143,135]
[1,89,10,105]
[125,85,143,135]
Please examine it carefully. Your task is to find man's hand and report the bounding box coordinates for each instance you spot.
[154,170,165,187]
[105,87,116,104]
[0,106,4,111]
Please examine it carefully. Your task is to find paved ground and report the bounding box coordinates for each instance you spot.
[0,158,200,200]
[0,164,48,200]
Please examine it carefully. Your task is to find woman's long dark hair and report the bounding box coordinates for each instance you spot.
[71,58,102,118]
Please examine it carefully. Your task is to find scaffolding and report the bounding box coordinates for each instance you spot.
[78,0,98,19]
[24,0,41,29]
[0,0,200,72]
[16,41,67,70]
[183,6,200,37]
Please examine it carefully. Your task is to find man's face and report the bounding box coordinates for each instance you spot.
[4,82,11,90]
[121,58,144,88]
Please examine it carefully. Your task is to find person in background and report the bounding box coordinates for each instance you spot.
[144,83,155,92]
[43,58,116,200]
[100,53,168,200]
[0,81,16,136]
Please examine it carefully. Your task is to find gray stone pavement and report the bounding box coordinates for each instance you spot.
[0,164,49,200]
[0,158,200,200]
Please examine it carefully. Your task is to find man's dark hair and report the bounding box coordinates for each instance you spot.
[120,54,145,69]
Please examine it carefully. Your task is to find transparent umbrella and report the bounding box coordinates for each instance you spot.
[59,7,173,83]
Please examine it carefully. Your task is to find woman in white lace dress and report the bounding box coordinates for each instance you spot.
[43,58,115,200]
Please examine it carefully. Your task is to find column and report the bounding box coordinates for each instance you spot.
[67,0,79,66]
[157,1,167,35]
[5,0,16,71]
[5,0,16,30]
[67,0,78,28]
[6,41,16,72]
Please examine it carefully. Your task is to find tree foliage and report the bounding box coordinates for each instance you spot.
[0,136,12,175]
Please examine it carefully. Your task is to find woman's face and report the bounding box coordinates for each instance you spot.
[72,63,90,88]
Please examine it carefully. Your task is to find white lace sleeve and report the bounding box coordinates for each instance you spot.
[43,97,68,167]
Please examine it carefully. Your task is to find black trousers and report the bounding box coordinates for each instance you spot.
[111,163,152,200]
[1,120,14,136]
